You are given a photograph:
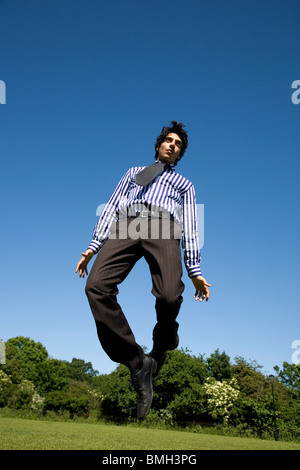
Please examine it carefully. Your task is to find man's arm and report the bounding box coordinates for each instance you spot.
[181,185,211,301]
[75,169,131,278]
[181,184,202,278]
[88,169,131,253]
[192,275,211,302]
[75,249,94,278]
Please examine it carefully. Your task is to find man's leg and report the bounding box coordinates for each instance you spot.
[85,231,145,370]
[142,219,185,359]
[86,233,157,420]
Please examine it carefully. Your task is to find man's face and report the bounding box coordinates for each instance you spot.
[156,133,182,165]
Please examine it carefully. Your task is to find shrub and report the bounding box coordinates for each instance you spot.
[43,390,90,418]
[0,370,13,407]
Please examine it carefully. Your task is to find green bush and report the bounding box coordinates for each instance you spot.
[44,390,90,418]
[2,337,300,441]
[0,370,13,407]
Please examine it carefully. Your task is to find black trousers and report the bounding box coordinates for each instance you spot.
[85,218,185,369]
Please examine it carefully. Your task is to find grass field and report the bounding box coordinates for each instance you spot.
[1,417,300,450]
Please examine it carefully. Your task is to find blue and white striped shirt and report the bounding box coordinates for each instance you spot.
[88,163,202,278]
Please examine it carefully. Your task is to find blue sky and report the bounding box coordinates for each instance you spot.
[1,0,299,376]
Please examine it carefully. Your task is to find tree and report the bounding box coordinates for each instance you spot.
[206,349,233,381]
[33,359,69,396]
[274,362,300,400]
[43,390,90,418]
[233,357,267,400]
[0,370,13,407]
[231,358,281,435]
[93,364,136,418]
[2,336,48,383]
[152,349,208,412]
[64,358,99,382]
[167,382,207,423]
[150,349,210,422]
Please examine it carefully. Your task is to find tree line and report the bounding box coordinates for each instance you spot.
[0,336,299,441]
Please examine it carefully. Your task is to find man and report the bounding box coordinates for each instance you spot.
[75,121,211,419]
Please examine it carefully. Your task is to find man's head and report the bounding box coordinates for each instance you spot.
[155,121,188,165]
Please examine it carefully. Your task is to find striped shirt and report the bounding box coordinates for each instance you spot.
[88,162,202,278]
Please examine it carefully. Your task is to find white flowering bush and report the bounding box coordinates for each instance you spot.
[0,372,44,410]
[0,370,13,406]
[0,369,12,387]
[30,391,44,411]
[204,377,240,424]
[19,380,44,411]
[88,388,104,402]
[159,409,174,426]
[18,379,35,395]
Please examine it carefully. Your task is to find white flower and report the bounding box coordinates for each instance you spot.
[204,377,240,423]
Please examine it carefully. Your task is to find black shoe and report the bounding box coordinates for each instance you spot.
[130,355,157,420]
[149,347,167,377]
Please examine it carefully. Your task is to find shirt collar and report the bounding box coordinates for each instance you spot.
[165,163,176,172]
[155,160,176,171]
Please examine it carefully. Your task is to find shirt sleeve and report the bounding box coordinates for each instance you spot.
[88,169,131,253]
[181,184,202,278]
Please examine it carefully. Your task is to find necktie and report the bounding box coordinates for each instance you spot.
[135,161,166,187]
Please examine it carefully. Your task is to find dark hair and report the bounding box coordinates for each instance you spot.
[154,120,188,164]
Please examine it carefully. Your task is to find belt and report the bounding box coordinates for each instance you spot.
[129,210,175,221]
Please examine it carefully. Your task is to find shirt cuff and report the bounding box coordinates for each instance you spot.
[187,266,202,278]
[88,240,102,254]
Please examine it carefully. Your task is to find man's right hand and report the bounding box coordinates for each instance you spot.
[75,249,94,278]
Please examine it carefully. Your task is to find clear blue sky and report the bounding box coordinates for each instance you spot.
[1,0,299,376]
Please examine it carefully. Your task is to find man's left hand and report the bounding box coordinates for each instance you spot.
[192,276,211,302]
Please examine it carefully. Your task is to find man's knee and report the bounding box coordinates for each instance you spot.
[156,292,183,312]
[85,277,96,299]
[156,278,184,306]
[85,276,117,302]
[85,276,104,299]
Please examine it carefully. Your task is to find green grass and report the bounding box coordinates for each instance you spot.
[1,417,300,450]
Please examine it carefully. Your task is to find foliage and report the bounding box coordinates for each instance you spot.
[274,362,300,400]
[0,336,101,418]
[1,337,48,384]
[166,382,207,422]
[0,370,43,411]
[0,370,13,407]
[93,364,136,418]
[1,336,300,441]
[64,358,99,382]
[206,350,233,381]
[204,377,240,424]
[152,349,208,410]
[43,390,90,418]
[33,359,69,395]
[233,357,267,400]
